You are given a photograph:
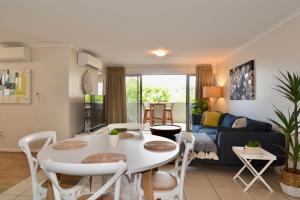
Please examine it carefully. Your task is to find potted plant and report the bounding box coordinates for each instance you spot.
[270,71,300,197]
[108,129,119,146]
[192,99,209,124]
[245,140,261,155]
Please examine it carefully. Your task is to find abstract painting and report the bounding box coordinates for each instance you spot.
[230,60,255,100]
[0,69,31,103]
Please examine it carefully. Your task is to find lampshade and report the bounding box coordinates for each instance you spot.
[203,86,223,98]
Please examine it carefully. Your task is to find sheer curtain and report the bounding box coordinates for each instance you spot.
[195,65,213,100]
[106,67,127,123]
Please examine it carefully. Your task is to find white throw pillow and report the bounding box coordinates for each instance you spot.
[200,111,207,124]
[232,117,247,128]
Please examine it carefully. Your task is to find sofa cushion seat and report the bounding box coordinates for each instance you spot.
[198,127,217,135]
[192,124,204,133]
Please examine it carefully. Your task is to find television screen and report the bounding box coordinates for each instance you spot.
[84,95,106,132]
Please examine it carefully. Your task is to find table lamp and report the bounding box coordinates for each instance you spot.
[203,86,223,109]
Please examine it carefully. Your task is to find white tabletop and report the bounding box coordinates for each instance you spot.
[37,134,179,174]
[232,146,276,161]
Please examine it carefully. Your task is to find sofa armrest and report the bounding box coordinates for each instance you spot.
[217,131,285,166]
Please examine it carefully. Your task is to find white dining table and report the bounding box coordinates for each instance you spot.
[37,133,179,200]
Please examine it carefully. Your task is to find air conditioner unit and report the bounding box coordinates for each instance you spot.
[0,46,31,62]
[78,52,103,70]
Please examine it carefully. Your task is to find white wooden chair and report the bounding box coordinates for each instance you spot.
[40,159,127,200]
[18,131,87,200]
[137,132,195,200]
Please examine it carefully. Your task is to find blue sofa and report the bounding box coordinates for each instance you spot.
[192,113,285,166]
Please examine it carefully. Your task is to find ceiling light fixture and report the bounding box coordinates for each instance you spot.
[150,49,169,57]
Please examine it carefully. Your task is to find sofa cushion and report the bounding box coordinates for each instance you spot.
[203,112,222,127]
[192,124,204,133]
[198,127,218,136]
[246,118,272,132]
[221,113,238,127]
[217,126,257,133]
[232,117,247,128]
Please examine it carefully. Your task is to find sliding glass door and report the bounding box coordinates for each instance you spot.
[125,74,196,131]
[125,75,141,123]
[187,75,196,131]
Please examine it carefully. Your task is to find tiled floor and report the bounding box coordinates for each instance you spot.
[0,164,299,200]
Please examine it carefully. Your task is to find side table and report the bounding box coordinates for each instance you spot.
[232,146,276,192]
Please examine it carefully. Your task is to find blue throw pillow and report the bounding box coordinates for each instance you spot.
[221,114,238,127]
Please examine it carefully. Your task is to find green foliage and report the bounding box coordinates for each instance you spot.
[270,71,300,173]
[142,87,171,103]
[109,129,119,135]
[192,99,209,114]
[84,95,103,103]
[126,78,139,103]
[246,140,261,147]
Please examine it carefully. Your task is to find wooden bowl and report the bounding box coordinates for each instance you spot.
[150,125,182,141]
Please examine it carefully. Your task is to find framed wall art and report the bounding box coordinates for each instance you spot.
[230,60,255,100]
[0,69,31,103]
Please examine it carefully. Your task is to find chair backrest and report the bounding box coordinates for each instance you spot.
[166,103,175,109]
[150,103,166,124]
[40,160,127,200]
[175,132,195,195]
[143,102,150,109]
[18,131,57,199]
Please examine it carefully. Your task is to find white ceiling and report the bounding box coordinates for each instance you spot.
[0,0,300,66]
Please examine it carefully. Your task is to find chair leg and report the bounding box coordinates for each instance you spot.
[150,111,154,126]
[89,176,92,191]
[143,110,147,124]
[162,110,166,125]
[170,110,174,124]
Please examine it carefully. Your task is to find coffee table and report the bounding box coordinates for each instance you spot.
[232,146,276,192]
[150,125,182,140]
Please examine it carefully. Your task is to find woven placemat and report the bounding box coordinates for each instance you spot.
[119,131,134,139]
[52,140,88,150]
[82,153,127,164]
[144,141,176,152]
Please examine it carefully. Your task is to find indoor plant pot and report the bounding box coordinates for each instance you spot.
[270,71,300,197]
[192,113,202,124]
[244,146,261,155]
[280,168,300,197]
[108,129,119,146]
[244,140,261,155]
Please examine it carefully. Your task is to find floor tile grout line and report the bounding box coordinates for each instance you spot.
[205,170,257,200]
[205,170,222,200]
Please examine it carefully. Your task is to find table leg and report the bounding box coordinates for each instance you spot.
[234,155,274,192]
[141,170,154,200]
[89,176,93,191]
[244,159,274,192]
[233,163,247,180]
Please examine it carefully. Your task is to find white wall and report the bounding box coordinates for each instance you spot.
[215,15,300,122]
[68,48,100,135]
[0,47,70,151]
[0,47,101,151]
